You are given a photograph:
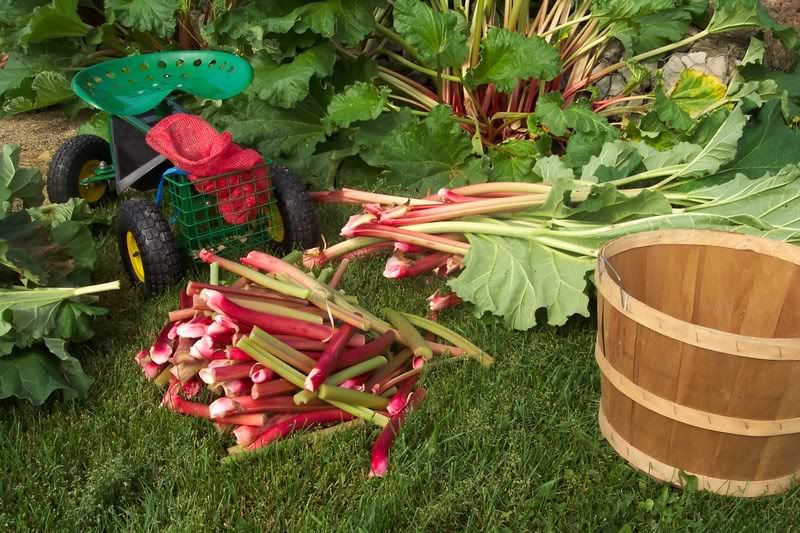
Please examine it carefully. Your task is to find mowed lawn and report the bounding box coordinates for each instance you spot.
[2,205,799,531]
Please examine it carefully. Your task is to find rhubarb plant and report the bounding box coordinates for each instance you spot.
[0,145,119,404]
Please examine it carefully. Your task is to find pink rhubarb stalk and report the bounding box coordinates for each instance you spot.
[304,324,356,392]
[386,375,419,416]
[369,388,427,477]
[223,379,252,397]
[335,330,396,370]
[175,315,213,339]
[249,363,276,383]
[200,289,354,343]
[209,395,328,418]
[427,290,463,311]
[274,335,327,352]
[383,252,451,279]
[163,393,210,419]
[250,379,297,399]
[249,410,355,450]
[225,347,254,361]
[233,415,293,446]
[347,224,469,255]
[329,257,351,290]
[217,413,269,427]
[199,363,253,384]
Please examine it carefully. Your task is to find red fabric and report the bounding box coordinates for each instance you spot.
[145,113,270,224]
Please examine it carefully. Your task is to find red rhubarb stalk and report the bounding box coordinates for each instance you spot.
[348,224,469,255]
[329,257,351,290]
[427,290,463,311]
[225,347,254,361]
[233,414,293,446]
[209,395,330,418]
[386,375,419,415]
[335,330,396,370]
[383,252,451,279]
[175,315,213,339]
[223,379,252,397]
[187,281,310,306]
[198,363,253,384]
[305,324,356,392]
[369,388,427,477]
[200,289,350,343]
[249,410,355,450]
[274,336,327,352]
[217,413,269,426]
[249,363,276,383]
[163,393,210,418]
[250,379,297,399]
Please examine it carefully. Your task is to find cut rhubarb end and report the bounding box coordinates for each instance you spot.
[175,315,213,339]
[369,458,389,478]
[383,256,411,279]
[341,213,377,236]
[209,396,241,419]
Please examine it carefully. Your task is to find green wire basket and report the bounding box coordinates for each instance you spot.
[163,164,281,259]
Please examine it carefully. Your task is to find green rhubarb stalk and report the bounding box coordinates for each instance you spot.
[209,262,219,285]
[294,356,388,404]
[229,298,323,324]
[400,313,494,367]
[250,327,316,373]
[383,308,433,360]
[198,250,309,300]
[154,366,173,388]
[317,267,334,285]
[317,383,389,410]
[323,399,389,427]
[282,250,302,265]
[380,386,397,398]
[365,348,413,391]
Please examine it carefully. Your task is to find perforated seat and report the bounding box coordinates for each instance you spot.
[72,51,253,116]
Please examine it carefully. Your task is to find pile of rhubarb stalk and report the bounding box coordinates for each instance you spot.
[134,249,491,475]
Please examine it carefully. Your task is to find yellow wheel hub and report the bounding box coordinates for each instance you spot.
[266,206,285,243]
[126,231,145,282]
[78,160,108,203]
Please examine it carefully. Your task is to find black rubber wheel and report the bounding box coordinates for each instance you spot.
[116,199,185,295]
[268,165,320,254]
[47,134,114,204]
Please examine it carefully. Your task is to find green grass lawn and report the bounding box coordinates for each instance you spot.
[2,205,799,531]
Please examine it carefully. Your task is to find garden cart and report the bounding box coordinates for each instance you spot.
[47,51,319,295]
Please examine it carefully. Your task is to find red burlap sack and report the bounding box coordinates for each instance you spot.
[145,113,269,224]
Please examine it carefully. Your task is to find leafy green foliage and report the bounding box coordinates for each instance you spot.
[249,43,336,108]
[359,105,487,192]
[0,347,92,405]
[393,0,468,70]
[450,234,594,329]
[324,82,389,129]
[1,144,44,213]
[654,83,694,131]
[533,92,611,137]
[106,0,181,39]
[711,100,800,182]
[18,0,90,45]
[489,139,552,182]
[668,69,727,118]
[466,28,561,92]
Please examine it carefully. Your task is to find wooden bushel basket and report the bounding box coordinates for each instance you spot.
[595,230,800,497]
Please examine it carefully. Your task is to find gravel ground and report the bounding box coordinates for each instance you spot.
[0,109,88,174]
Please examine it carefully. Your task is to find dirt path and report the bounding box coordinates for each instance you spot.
[0,109,88,173]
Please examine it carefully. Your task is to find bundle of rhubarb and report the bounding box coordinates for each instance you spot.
[308,158,800,330]
[133,249,491,476]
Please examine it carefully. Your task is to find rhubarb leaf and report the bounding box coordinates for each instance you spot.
[0,347,91,404]
[19,0,90,45]
[668,105,746,180]
[249,43,336,108]
[466,28,561,92]
[533,92,611,137]
[689,166,800,236]
[655,84,694,131]
[581,141,643,182]
[669,69,727,118]
[568,186,672,223]
[563,128,620,169]
[1,144,44,214]
[359,105,487,192]
[324,82,389,129]
[639,142,702,170]
[490,139,551,182]
[293,0,380,44]
[211,90,329,160]
[106,0,181,39]
[449,234,594,329]
[393,0,469,70]
[710,100,800,181]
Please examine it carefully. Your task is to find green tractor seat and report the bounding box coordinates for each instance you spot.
[72,51,253,116]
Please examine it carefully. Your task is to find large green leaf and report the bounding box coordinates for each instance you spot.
[249,43,335,108]
[669,69,727,118]
[489,139,551,182]
[668,105,746,180]
[563,128,620,169]
[654,83,694,131]
[610,10,691,55]
[1,144,44,214]
[294,0,380,45]
[568,186,672,223]
[213,88,330,160]
[284,130,360,190]
[688,165,800,237]
[466,28,561,92]
[0,346,92,405]
[710,100,800,182]
[532,92,611,137]
[449,234,594,329]
[580,141,643,182]
[106,0,181,39]
[324,82,389,129]
[19,0,90,45]
[393,0,468,70]
[359,105,487,192]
